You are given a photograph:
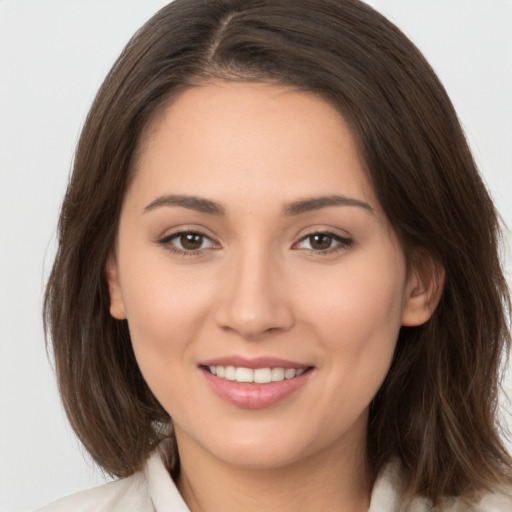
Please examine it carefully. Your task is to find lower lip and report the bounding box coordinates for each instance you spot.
[201,368,312,409]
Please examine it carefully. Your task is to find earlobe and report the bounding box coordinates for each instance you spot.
[105,250,127,320]
[401,256,445,327]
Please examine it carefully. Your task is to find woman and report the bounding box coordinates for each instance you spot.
[40,0,512,510]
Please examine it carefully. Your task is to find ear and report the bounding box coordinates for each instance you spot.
[401,253,445,327]
[105,249,127,320]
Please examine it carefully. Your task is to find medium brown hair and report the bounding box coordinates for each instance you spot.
[44,0,512,502]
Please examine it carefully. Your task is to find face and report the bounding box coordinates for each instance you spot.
[107,83,433,470]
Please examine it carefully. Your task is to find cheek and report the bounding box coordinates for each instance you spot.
[305,251,405,338]
[117,253,214,387]
[300,248,406,399]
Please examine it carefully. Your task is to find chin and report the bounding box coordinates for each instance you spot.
[187,418,354,471]
[211,440,312,470]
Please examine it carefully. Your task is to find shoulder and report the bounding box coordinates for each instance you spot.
[370,460,512,512]
[456,487,512,512]
[36,441,190,512]
[36,471,153,512]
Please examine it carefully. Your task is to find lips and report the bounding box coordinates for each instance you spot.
[199,357,314,409]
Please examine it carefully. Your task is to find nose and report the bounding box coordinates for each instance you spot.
[214,246,295,340]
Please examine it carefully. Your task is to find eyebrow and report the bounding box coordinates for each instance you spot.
[144,195,225,215]
[283,195,374,216]
[143,193,373,216]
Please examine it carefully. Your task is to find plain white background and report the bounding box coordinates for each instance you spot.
[0,1,511,511]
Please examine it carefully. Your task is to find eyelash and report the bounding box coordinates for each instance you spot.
[157,230,353,257]
[157,230,219,257]
[293,231,353,255]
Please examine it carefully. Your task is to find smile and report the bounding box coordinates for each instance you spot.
[200,359,314,409]
[207,366,306,384]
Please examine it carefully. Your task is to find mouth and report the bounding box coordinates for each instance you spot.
[199,358,314,409]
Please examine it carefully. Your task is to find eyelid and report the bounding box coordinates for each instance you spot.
[156,226,221,256]
[292,228,353,254]
[155,224,218,242]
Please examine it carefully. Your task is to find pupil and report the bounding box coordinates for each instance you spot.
[311,234,332,250]
[181,233,202,250]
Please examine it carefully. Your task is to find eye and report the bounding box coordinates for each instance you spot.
[158,230,218,255]
[294,232,352,253]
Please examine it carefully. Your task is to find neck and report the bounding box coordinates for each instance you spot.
[175,429,372,512]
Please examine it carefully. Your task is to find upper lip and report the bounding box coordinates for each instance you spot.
[200,356,312,370]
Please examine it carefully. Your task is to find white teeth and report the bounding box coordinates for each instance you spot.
[271,367,285,381]
[209,365,307,383]
[254,368,272,384]
[225,366,236,381]
[235,367,253,383]
[284,368,296,379]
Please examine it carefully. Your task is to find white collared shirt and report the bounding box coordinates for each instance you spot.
[37,444,512,512]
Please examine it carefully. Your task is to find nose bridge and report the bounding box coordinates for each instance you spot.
[215,241,293,338]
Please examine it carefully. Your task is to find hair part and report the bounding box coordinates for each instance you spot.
[44,0,511,502]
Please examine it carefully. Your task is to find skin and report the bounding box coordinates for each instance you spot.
[106,82,439,512]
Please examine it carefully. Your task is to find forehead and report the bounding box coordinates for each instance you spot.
[129,82,376,210]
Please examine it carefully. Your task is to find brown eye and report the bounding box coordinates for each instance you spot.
[294,231,353,253]
[180,233,204,250]
[309,234,334,250]
[158,230,217,254]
